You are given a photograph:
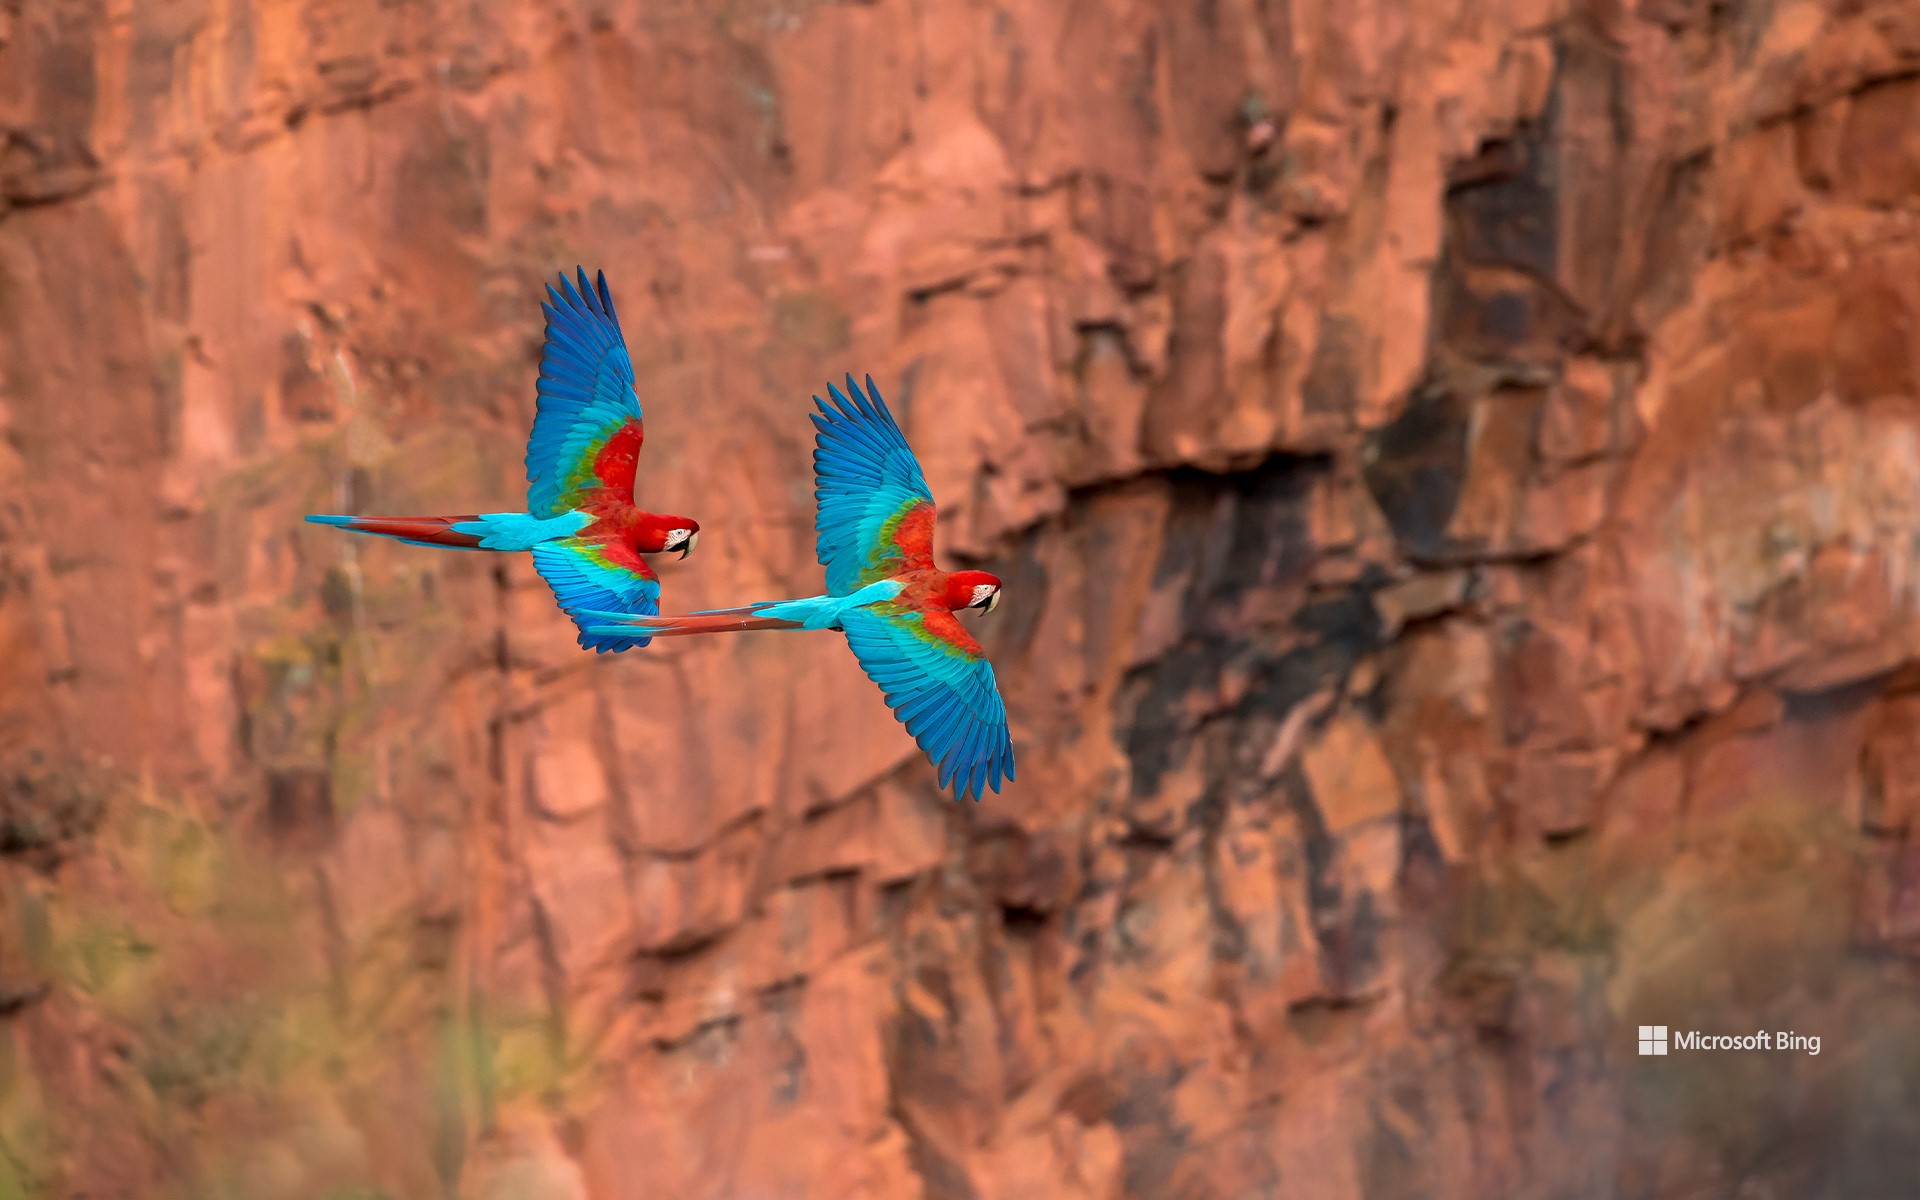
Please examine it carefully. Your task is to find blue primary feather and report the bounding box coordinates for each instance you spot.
[525,267,643,518]
[531,540,660,653]
[810,374,936,595]
[839,607,1015,802]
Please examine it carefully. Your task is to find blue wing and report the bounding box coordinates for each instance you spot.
[525,268,645,518]
[810,374,938,596]
[839,606,1015,801]
[531,537,660,653]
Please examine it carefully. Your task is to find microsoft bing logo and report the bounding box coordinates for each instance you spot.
[1633,1025,1820,1054]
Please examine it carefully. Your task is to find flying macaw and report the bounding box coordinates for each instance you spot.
[582,375,1015,800]
[305,268,698,652]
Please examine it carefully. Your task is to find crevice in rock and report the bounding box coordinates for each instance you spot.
[996,902,1048,933]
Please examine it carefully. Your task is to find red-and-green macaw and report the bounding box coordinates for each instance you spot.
[306,268,697,652]
[583,375,1016,801]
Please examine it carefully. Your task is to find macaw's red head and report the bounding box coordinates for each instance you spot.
[945,570,1004,614]
[634,513,702,558]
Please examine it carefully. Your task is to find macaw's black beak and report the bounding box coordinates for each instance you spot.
[983,589,1001,614]
[680,531,699,559]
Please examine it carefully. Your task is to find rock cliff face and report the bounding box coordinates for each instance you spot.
[5,0,1920,1196]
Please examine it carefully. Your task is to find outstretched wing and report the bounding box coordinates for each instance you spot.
[811,374,938,595]
[532,537,659,653]
[525,268,646,518]
[839,604,1015,801]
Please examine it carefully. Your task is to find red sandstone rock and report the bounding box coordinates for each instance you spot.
[4,0,1920,1195]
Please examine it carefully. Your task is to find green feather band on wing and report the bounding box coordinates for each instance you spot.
[531,537,661,654]
[525,269,646,517]
[810,376,937,595]
[839,607,1015,801]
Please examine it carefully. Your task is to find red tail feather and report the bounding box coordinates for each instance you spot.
[617,611,802,637]
[333,515,486,548]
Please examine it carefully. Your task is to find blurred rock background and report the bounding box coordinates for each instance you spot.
[4,0,1920,1196]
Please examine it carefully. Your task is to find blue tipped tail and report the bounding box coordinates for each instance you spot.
[303,510,591,551]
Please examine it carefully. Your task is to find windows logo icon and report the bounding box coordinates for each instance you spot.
[1638,1026,1668,1055]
